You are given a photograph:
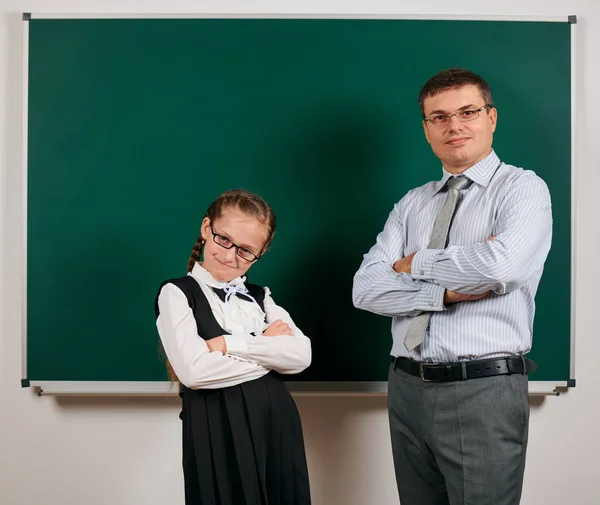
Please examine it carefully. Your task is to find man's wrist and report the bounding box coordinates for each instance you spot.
[418,282,446,311]
[411,249,438,280]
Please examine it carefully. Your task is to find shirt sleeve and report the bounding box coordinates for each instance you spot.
[352,200,447,317]
[223,289,312,374]
[156,283,268,389]
[411,171,553,295]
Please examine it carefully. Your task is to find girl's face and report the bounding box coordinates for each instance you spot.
[200,207,269,282]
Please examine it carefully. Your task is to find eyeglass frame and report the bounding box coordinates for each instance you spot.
[423,104,493,128]
[209,223,262,263]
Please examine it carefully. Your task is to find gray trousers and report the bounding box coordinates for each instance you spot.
[388,363,530,505]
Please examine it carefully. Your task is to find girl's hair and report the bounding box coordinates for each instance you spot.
[165,189,277,383]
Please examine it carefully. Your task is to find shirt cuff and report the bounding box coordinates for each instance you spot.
[223,334,249,356]
[418,282,446,311]
[411,249,439,280]
[493,283,507,296]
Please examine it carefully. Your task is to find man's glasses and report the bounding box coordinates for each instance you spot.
[209,224,261,263]
[423,104,493,128]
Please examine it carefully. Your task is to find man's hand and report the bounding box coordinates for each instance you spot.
[393,252,416,274]
[444,290,490,305]
[206,336,227,354]
[263,320,292,337]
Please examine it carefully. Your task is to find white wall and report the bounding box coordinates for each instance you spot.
[1,1,599,504]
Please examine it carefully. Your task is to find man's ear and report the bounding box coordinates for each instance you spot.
[423,120,431,144]
[489,107,498,133]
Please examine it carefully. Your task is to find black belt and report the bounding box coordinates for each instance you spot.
[392,356,537,382]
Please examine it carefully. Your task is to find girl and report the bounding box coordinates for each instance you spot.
[155,189,312,505]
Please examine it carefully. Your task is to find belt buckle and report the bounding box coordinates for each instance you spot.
[419,362,440,382]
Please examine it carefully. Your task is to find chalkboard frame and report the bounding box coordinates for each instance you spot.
[20,13,577,396]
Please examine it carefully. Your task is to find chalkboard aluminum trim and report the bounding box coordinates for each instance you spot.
[24,13,573,22]
[21,15,577,392]
[21,16,29,384]
[569,20,577,386]
[31,381,567,396]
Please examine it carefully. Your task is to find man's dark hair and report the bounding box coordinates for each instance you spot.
[418,68,494,118]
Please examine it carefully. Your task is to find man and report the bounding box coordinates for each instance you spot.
[352,68,552,505]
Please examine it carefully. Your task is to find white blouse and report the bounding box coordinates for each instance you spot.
[156,263,312,389]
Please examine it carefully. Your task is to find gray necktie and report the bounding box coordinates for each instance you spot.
[403,176,471,351]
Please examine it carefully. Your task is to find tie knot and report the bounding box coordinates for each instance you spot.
[446,176,470,191]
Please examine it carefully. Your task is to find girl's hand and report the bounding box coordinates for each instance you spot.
[206,336,227,354]
[263,320,292,337]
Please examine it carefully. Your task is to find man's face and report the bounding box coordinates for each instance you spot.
[422,84,497,173]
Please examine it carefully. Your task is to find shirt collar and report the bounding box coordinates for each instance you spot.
[435,150,501,194]
[190,262,246,289]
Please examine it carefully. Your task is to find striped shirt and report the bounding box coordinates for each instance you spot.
[352,150,553,362]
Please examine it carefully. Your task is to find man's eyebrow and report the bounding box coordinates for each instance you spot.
[427,109,448,116]
[426,104,479,116]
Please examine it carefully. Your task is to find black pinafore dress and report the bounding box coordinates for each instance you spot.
[155,275,311,505]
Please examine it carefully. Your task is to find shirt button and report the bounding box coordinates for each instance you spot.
[420,270,424,275]
[429,301,434,306]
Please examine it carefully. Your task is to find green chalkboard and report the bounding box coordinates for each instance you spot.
[25,17,572,387]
